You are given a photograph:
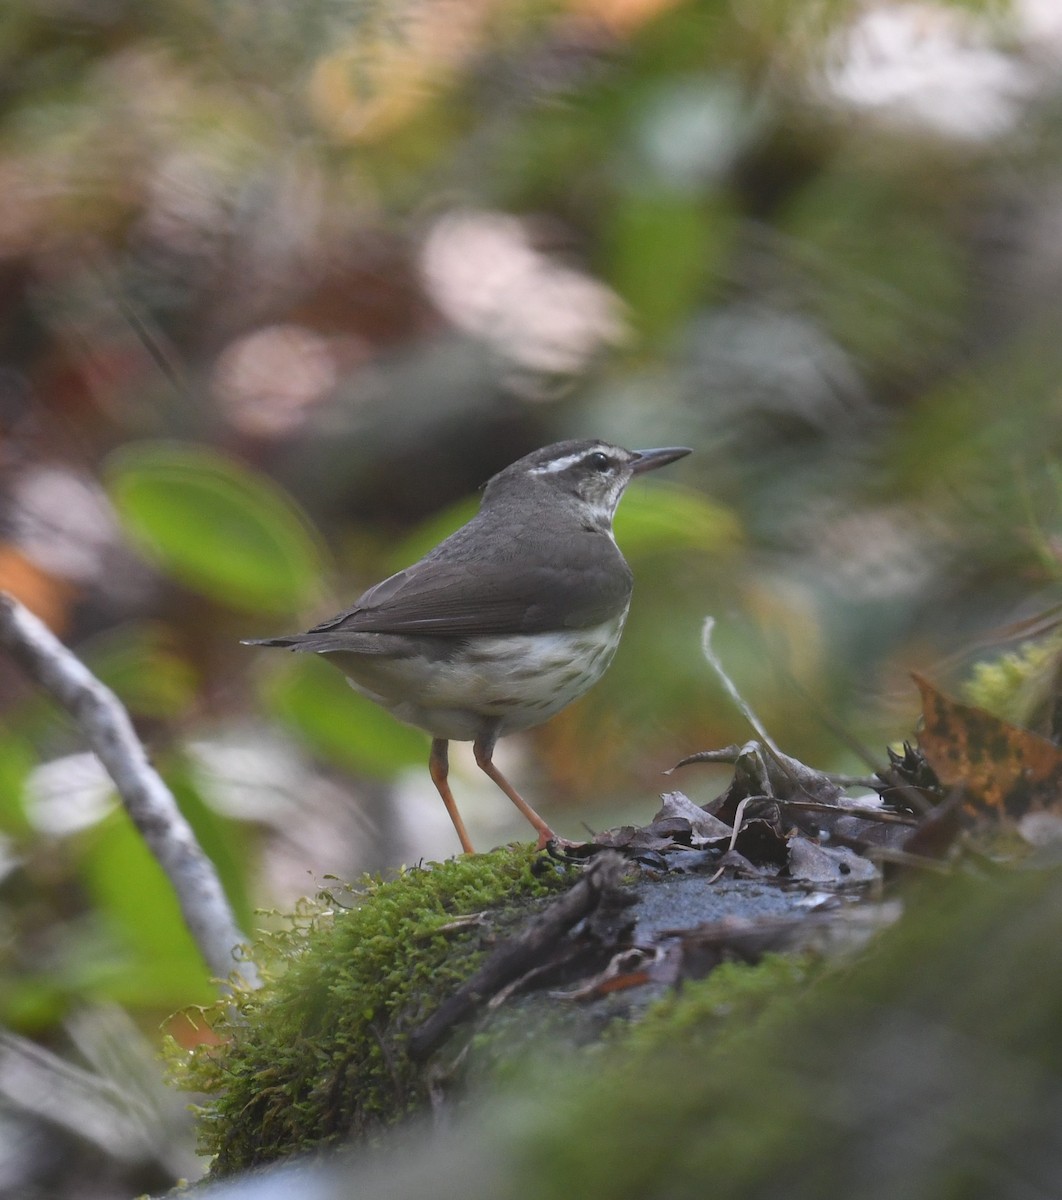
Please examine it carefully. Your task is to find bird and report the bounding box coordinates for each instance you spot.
[245,438,691,854]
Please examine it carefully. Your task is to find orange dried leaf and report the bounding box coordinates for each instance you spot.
[0,546,74,633]
[914,673,1062,817]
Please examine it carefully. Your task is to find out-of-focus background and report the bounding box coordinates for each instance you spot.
[2,0,1062,1193]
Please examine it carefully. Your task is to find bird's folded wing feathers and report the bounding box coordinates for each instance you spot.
[308,555,631,638]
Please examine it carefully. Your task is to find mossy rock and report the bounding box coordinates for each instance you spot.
[186,861,1062,1200]
[178,844,575,1175]
[178,838,827,1183]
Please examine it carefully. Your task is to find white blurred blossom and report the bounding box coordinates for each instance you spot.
[12,467,123,584]
[212,324,340,436]
[1016,0,1062,66]
[24,753,116,835]
[420,210,627,374]
[823,3,1034,142]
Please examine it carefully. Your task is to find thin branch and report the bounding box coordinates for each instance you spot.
[777,798,919,825]
[700,617,784,758]
[0,593,259,992]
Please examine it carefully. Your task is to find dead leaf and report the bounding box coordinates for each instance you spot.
[675,741,846,807]
[592,826,677,855]
[710,849,778,879]
[900,789,965,861]
[549,948,656,1001]
[652,791,733,844]
[657,914,815,978]
[915,673,1062,817]
[787,837,879,885]
[830,814,912,853]
[732,818,789,866]
[0,547,75,634]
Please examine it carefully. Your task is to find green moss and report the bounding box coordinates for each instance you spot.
[175,845,572,1176]
[962,637,1061,728]
[620,952,817,1055]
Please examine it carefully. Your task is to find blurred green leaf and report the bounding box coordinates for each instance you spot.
[781,166,967,376]
[0,976,71,1032]
[264,655,427,778]
[615,481,740,556]
[606,190,736,338]
[76,810,214,1007]
[106,442,326,615]
[82,622,198,719]
[0,733,34,836]
[0,920,137,1032]
[891,330,1062,503]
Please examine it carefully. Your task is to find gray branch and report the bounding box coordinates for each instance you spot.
[0,592,260,992]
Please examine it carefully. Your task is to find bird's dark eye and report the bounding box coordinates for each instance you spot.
[585,451,611,472]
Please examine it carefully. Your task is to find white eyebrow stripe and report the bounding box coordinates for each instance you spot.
[529,450,605,475]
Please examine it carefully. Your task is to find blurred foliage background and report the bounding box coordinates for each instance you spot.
[2,0,1062,1192]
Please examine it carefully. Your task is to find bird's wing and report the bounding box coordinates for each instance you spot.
[308,532,632,638]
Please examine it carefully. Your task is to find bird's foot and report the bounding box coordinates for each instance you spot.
[539,832,587,859]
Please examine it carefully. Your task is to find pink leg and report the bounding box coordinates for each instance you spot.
[429,739,476,855]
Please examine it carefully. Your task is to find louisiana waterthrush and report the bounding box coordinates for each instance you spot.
[245,439,691,853]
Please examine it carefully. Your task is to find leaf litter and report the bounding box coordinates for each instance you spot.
[410,627,1062,1059]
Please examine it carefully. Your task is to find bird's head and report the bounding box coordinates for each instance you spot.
[482,439,691,530]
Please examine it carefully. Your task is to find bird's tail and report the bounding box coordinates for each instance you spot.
[241,632,354,654]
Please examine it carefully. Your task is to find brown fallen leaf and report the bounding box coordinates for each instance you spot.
[914,673,1062,817]
[787,837,879,886]
[652,791,733,844]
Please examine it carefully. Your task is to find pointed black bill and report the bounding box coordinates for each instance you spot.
[630,446,692,475]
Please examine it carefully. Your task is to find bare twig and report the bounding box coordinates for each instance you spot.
[700,618,784,757]
[777,799,919,825]
[0,593,259,992]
